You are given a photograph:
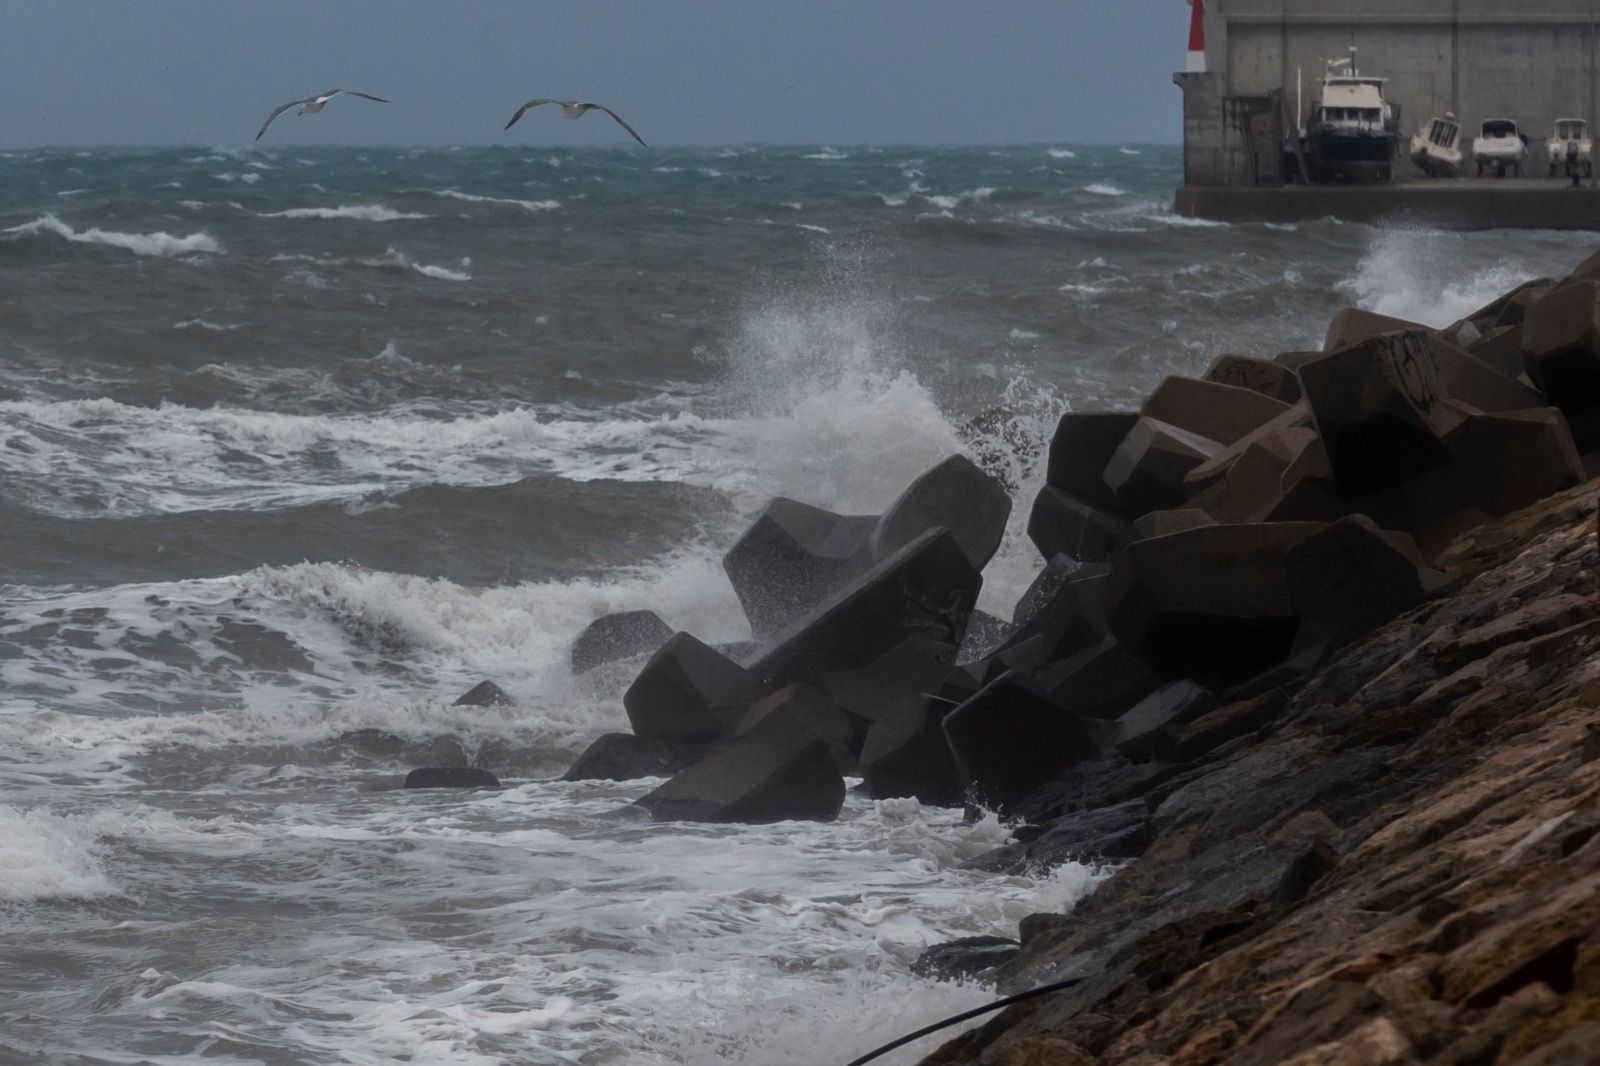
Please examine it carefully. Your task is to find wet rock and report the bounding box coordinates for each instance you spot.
[340,730,469,767]
[1271,838,1340,907]
[911,936,1021,983]
[623,632,764,739]
[1141,375,1294,447]
[1106,521,1325,688]
[1204,353,1303,403]
[403,767,500,789]
[995,568,1111,671]
[748,528,981,690]
[453,680,513,706]
[561,733,712,782]
[943,672,1111,810]
[871,454,1012,572]
[721,497,876,639]
[569,610,674,674]
[860,694,962,805]
[1026,485,1134,562]
[635,714,845,824]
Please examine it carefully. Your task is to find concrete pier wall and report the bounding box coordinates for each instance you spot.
[1186,1,1600,187]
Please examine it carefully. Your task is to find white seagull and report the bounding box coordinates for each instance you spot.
[503,100,647,146]
[256,90,390,141]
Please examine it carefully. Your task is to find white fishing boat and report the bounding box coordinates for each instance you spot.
[1546,118,1593,178]
[1409,113,1463,178]
[1303,49,1399,183]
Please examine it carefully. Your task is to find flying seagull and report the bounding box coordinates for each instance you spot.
[503,100,647,146]
[256,90,390,141]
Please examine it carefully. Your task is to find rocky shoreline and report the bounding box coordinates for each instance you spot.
[408,249,1600,1062]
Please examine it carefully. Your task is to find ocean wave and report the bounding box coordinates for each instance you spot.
[258,204,428,221]
[1,213,222,257]
[1339,228,1544,326]
[803,149,850,160]
[431,189,561,212]
[1084,183,1126,197]
[173,319,241,332]
[0,805,120,901]
[363,246,472,281]
[1047,148,1078,159]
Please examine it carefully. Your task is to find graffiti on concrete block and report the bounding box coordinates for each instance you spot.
[1382,331,1442,412]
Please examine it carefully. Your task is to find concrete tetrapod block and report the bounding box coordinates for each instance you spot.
[1030,633,1165,720]
[1131,509,1219,540]
[813,633,957,727]
[570,610,674,675]
[561,733,712,782]
[1010,553,1078,627]
[1102,417,1222,516]
[1026,485,1133,563]
[1299,332,1474,497]
[870,454,1011,572]
[1468,277,1556,326]
[1322,308,1426,352]
[994,568,1111,668]
[1204,354,1303,404]
[942,671,1111,811]
[722,497,877,639]
[635,714,845,824]
[733,682,859,774]
[1466,324,1528,383]
[453,680,513,706]
[1182,403,1319,492]
[860,694,963,805]
[1520,280,1600,446]
[1141,376,1294,447]
[748,528,981,691]
[1114,680,1219,763]
[1106,522,1326,689]
[1043,411,1140,513]
[1286,515,1455,658]
[623,632,765,740]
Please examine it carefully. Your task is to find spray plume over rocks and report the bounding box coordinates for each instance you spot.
[401,244,1600,1064]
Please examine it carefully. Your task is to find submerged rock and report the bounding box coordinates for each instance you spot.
[403,767,500,789]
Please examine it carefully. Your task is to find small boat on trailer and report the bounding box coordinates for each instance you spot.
[1409,113,1463,178]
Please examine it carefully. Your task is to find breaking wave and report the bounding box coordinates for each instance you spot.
[2,214,222,257]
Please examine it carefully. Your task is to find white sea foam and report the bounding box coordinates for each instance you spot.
[2,213,222,257]
[431,189,561,212]
[1340,228,1548,326]
[1047,148,1078,159]
[1119,147,1143,155]
[804,148,850,160]
[1084,183,1126,196]
[0,805,120,900]
[797,223,831,234]
[364,246,472,281]
[259,204,428,221]
[173,318,241,332]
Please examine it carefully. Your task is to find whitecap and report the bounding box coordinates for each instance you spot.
[1008,328,1042,340]
[1084,183,1127,197]
[173,319,241,332]
[2,213,222,257]
[797,224,831,234]
[1047,148,1078,159]
[431,189,560,212]
[1119,147,1143,155]
[259,204,428,222]
[804,149,850,160]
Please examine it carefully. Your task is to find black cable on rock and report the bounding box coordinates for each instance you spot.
[842,975,1086,1066]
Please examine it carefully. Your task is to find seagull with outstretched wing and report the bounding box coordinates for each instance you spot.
[504,99,647,146]
[256,90,390,141]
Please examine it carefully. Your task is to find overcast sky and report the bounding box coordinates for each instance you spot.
[0,1,1189,148]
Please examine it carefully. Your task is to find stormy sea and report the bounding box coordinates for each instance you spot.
[0,142,1592,1064]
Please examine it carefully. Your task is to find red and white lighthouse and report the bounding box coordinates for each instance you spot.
[1186,0,1208,73]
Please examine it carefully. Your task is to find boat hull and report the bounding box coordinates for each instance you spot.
[1307,128,1398,183]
